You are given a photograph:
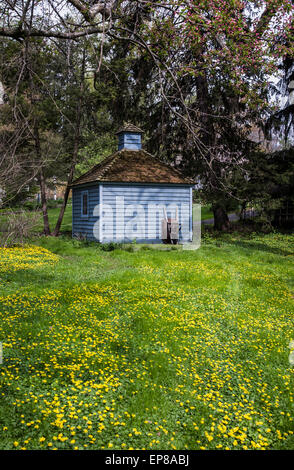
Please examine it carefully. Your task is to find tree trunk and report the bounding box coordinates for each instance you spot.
[52,49,85,237]
[34,124,51,235]
[239,201,247,221]
[52,99,82,237]
[52,163,76,237]
[213,204,230,231]
[38,167,51,235]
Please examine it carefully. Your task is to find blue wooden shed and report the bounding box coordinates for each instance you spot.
[71,124,194,244]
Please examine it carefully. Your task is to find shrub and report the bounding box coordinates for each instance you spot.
[22,200,41,211]
[47,199,61,209]
[0,210,39,247]
[100,241,123,251]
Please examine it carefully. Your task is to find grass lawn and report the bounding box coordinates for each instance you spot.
[200,205,213,221]
[0,232,293,450]
[1,202,213,237]
[46,204,73,233]
[0,203,73,235]
[33,203,73,234]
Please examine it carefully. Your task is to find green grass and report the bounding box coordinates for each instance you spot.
[201,205,213,220]
[34,203,72,233]
[0,203,72,235]
[0,232,293,450]
[1,202,212,237]
[47,204,72,233]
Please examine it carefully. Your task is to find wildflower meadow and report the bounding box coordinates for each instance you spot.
[0,233,293,450]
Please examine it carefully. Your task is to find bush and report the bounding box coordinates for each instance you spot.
[0,210,39,247]
[99,241,123,251]
[22,200,41,211]
[22,198,65,211]
[47,199,60,209]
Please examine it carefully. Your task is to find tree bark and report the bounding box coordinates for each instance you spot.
[51,152,77,237]
[52,49,85,237]
[212,204,230,231]
[38,168,51,235]
[239,201,247,221]
[34,124,51,235]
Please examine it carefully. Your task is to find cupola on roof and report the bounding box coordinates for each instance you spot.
[71,123,194,187]
[115,123,144,135]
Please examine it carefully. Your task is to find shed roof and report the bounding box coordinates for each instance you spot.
[71,149,194,186]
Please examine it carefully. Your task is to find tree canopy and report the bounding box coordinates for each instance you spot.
[0,0,293,231]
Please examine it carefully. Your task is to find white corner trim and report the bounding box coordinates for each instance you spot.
[190,187,193,241]
[99,184,103,243]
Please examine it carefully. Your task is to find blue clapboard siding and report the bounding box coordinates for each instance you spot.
[72,182,193,243]
[118,132,142,151]
[102,183,192,243]
[72,184,99,241]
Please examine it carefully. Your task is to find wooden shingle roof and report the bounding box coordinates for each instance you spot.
[115,123,144,134]
[71,149,194,186]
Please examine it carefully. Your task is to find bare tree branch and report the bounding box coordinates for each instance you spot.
[0,25,105,39]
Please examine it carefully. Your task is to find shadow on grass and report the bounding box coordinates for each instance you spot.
[0,268,55,289]
[225,239,294,257]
